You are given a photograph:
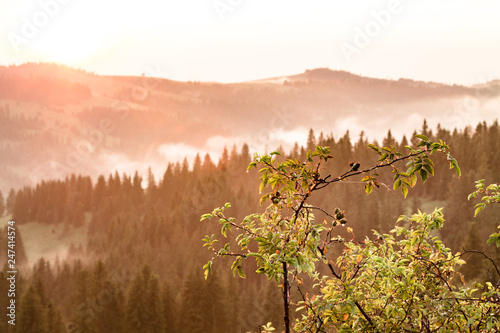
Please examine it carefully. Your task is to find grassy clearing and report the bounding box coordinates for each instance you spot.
[1,214,88,267]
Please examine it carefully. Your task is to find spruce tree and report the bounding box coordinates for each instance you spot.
[0,190,5,216]
[18,285,47,333]
[161,282,178,332]
[46,301,64,333]
[6,188,15,215]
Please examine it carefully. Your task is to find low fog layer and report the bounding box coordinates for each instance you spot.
[0,64,499,193]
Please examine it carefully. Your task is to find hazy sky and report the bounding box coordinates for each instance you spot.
[1,0,500,85]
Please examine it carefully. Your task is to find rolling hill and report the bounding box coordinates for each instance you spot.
[0,63,498,193]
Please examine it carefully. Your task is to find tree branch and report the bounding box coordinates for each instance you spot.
[460,249,500,279]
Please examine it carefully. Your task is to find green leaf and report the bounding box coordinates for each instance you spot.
[270,151,282,156]
[487,232,500,247]
[423,163,434,176]
[247,162,257,171]
[379,152,389,161]
[416,141,427,147]
[430,142,441,149]
[410,172,417,187]
[450,159,461,177]
[474,206,483,217]
[401,185,408,198]
[419,169,428,182]
[255,267,266,274]
[414,134,429,141]
[200,214,212,221]
[203,261,213,279]
[393,179,401,190]
[237,267,246,278]
[368,144,381,153]
[259,181,266,193]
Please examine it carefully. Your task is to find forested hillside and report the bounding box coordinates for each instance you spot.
[0,120,499,332]
[1,63,499,196]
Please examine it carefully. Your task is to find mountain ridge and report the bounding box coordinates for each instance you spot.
[0,62,498,194]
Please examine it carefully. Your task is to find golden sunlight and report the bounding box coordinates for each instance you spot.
[31,29,101,65]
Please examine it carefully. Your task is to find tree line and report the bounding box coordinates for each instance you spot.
[0,119,499,332]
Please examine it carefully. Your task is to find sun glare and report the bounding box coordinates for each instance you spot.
[31,30,101,66]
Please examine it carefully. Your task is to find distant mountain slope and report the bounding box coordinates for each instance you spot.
[0,63,498,193]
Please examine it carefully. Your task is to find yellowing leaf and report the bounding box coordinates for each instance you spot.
[356,254,362,263]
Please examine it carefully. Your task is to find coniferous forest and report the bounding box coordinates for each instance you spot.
[0,120,499,332]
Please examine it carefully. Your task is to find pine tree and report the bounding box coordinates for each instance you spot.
[203,153,216,172]
[240,143,251,169]
[6,188,15,215]
[461,221,488,282]
[219,146,229,168]
[306,128,316,151]
[91,261,125,333]
[18,285,47,333]
[0,190,5,216]
[70,268,93,333]
[162,282,178,332]
[193,153,202,175]
[127,265,156,332]
[145,273,163,332]
[179,268,207,333]
[382,129,396,147]
[46,301,64,333]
